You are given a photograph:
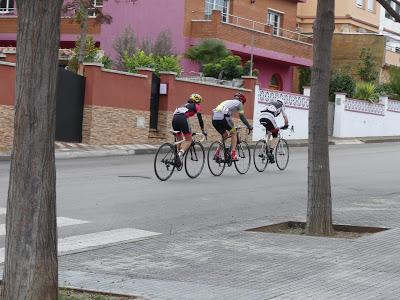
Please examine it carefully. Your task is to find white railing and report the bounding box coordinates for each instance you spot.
[388,99,400,113]
[258,89,310,110]
[220,13,313,45]
[0,8,15,15]
[345,98,385,116]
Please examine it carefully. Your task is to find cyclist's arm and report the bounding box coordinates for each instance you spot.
[283,112,289,126]
[197,112,205,131]
[239,112,252,130]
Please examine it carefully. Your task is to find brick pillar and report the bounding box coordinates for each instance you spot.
[242,76,258,120]
[82,63,103,144]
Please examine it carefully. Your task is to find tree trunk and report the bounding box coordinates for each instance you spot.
[77,1,89,76]
[2,0,63,299]
[305,0,335,236]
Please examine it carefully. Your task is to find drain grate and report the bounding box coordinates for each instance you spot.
[118,175,152,179]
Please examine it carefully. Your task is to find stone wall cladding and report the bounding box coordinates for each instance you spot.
[82,105,253,146]
[82,106,152,145]
[0,105,14,150]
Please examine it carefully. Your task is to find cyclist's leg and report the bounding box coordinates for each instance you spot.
[224,116,237,157]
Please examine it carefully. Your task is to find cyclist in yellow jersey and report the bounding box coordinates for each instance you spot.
[212,92,253,161]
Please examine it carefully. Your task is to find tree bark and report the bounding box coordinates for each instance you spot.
[2,0,63,299]
[306,0,335,236]
[77,1,89,76]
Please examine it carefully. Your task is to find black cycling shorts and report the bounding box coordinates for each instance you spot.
[260,118,279,138]
[212,115,234,135]
[172,114,190,134]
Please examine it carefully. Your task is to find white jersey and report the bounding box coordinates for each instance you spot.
[259,101,287,119]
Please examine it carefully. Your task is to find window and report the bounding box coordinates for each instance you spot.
[267,10,282,35]
[269,74,283,91]
[205,0,230,21]
[367,0,374,11]
[385,0,400,20]
[356,0,364,8]
[0,0,14,14]
[89,0,103,17]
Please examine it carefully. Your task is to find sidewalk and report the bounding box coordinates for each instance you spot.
[0,136,399,161]
[56,191,400,299]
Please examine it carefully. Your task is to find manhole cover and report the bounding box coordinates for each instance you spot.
[246,221,389,239]
[118,175,152,179]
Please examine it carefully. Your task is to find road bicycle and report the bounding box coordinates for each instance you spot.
[207,125,251,176]
[253,125,291,172]
[154,131,206,181]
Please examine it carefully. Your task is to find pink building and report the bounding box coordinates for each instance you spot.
[0,0,312,92]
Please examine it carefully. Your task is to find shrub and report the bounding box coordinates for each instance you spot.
[388,66,400,99]
[243,60,259,77]
[185,39,230,65]
[298,67,311,93]
[112,26,136,70]
[329,71,356,101]
[202,63,222,78]
[67,36,101,73]
[152,30,174,56]
[123,50,155,73]
[100,55,113,69]
[357,48,378,83]
[219,55,244,80]
[354,82,379,102]
[154,55,181,74]
[123,50,181,75]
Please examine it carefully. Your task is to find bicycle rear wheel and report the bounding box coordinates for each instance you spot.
[207,141,226,176]
[253,139,268,172]
[234,141,251,174]
[154,143,176,181]
[185,142,205,179]
[275,138,289,170]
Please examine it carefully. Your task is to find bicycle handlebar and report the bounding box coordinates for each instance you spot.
[192,132,207,142]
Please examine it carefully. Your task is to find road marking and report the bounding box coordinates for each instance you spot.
[0,217,90,236]
[0,228,161,263]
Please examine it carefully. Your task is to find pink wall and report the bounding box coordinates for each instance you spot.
[254,58,293,91]
[98,0,186,58]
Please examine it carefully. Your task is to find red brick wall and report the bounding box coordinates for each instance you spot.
[83,64,152,110]
[159,72,256,119]
[0,62,15,105]
[184,0,300,35]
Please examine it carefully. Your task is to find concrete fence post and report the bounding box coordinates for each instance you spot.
[379,95,388,113]
[333,92,347,138]
[303,86,311,97]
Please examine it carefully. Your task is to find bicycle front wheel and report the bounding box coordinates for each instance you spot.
[207,141,226,176]
[253,139,268,172]
[185,142,205,179]
[154,143,176,181]
[234,141,251,174]
[275,138,289,170]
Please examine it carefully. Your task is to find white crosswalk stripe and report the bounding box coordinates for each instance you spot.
[0,228,160,263]
[0,217,90,236]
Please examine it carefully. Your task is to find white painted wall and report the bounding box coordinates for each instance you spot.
[252,86,309,141]
[253,88,400,141]
[333,95,400,137]
[379,2,400,49]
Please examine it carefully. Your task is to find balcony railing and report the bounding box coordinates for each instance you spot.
[0,7,16,15]
[219,12,313,45]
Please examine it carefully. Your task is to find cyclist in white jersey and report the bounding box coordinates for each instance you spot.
[259,99,289,163]
[212,92,253,161]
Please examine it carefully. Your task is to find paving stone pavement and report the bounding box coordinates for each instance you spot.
[56,192,400,299]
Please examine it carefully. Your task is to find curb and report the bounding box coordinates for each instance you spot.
[0,139,399,161]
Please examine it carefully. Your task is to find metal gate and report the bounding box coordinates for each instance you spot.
[149,74,160,130]
[55,67,85,142]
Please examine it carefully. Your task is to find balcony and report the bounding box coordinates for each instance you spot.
[190,10,312,66]
[385,47,400,67]
[0,7,101,35]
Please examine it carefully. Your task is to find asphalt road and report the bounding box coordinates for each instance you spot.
[0,143,399,244]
